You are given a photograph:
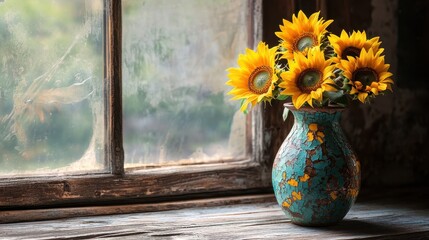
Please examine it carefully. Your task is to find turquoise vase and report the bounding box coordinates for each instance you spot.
[272,104,360,226]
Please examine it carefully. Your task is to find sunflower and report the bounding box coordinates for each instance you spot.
[279,47,337,109]
[226,42,278,112]
[338,48,393,103]
[328,30,382,62]
[275,11,333,61]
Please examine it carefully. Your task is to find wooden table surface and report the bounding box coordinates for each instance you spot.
[1,189,428,240]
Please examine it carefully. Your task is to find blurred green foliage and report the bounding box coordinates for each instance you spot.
[0,0,244,173]
[0,0,103,173]
[121,0,246,163]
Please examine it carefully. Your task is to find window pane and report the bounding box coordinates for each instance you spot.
[0,0,105,176]
[123,0,250,167]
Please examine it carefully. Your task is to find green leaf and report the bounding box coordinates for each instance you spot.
[322,96,330,105]
[342,83,352,92]
[323,90,344,101]
[327,83,341,90]
[240,99,249,115]
[277,94,290,101]
[333,95,348,107]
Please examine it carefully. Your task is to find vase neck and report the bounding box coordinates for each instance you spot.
[290,109,342,126]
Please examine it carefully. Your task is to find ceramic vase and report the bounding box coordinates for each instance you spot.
[272,104,360,226]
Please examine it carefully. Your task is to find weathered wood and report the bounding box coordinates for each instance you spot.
[104,0,124,175]
[0,194,275,224]
[1,191,428,239]
[0,161,271,209]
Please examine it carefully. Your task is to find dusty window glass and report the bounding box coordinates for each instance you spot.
[0,0,105,176]
[122,0,250,167]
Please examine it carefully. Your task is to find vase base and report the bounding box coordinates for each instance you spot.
[290,219,342,227]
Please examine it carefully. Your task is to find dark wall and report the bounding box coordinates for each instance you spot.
[332,0,429,187]
[263,0,429,187]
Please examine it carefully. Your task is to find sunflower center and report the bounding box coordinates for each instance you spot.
[352,68,378,86]
[295,34,316,52]
[341,47,361,59]
[297,69,322,93]
[248,66,273,94]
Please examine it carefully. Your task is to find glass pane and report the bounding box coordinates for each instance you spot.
[123,0,250,167]
[0,0,104,176]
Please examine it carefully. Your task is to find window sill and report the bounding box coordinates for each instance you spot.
[1,187,429,239]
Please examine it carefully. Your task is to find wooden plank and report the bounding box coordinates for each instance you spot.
[1,193,428,239]
[0,162,271,208]
[0,194,275,224]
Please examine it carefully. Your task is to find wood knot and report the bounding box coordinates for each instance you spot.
[63,182,71,192]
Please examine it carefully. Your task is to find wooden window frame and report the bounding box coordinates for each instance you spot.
[0,0,276,211]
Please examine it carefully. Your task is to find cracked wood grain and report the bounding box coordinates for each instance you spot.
[1,188,428,239]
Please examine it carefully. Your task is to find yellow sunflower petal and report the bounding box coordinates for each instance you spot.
[226,41,278,112]
[311,88,323,102]
[357,92,368,103]
[379,72,393,81]
[280,47,334,108]
[276,11,333,60]
[305,94,314,107]
[330,29,382,63]
[322,79,337,91]
[378,83,388,91]
[370,87,379,95]
[350,87,358,94]
[295,94,309,109]
[336,44,394,101]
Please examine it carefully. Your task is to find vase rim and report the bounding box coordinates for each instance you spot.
[283,103,345,113]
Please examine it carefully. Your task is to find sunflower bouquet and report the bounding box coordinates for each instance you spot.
[226,11,394,112]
